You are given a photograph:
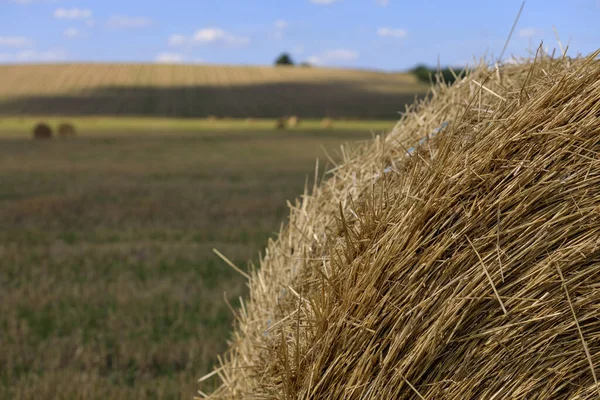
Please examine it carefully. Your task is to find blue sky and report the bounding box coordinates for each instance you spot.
[1,0,598,70]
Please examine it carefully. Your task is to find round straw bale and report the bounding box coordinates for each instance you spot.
[288,115,300,127]
[275,117,286,130]
[32,122,53,139]
[204,52,600,399]
[57,122,77,137]
[321,117,333,128]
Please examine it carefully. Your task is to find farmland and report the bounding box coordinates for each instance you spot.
[0,62,425,399]
[0,117,398,399]
[0,64,427,118]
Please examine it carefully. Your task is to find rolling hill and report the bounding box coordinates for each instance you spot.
[0,64,428,119]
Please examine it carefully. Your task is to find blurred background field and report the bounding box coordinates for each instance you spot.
[0,116,390,399]
[0,64,427,119]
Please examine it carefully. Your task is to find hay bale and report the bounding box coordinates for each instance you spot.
[207,115,217,122]
[204,50,600,399]
[32,122,53,139]
[57,122,77,137]
[287,115,300,127]
[321,117,333,128]
[275,117,286,130]
[245,118,255,125]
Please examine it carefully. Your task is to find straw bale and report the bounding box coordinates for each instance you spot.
[203,49,600,399]
[321,117,333,128]
[275,117,287,130]
[288,115,300,127]
[57,122,77,137]
[33,122,53,139]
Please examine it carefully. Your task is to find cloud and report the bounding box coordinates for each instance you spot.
[193,28,249,45]
[376,0,389,5]
[519,27,540,38]
[309,0,339,4]
[154,52,185,63]
[0,36,33,48]
[274,19,287,30]
[169,28,249,46]
[63,28,80,38]
[107,15,153,29]
[54,8,92,20]
[377,27,407,38]
[307,49,359,65]
[0,49,66,63]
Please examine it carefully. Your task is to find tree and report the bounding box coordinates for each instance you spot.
[275,53,294,66]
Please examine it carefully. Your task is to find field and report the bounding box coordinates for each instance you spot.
[0,117,395,399]
[0,64,427,119]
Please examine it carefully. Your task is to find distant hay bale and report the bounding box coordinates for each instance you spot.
[275,117,286,130]
[245,118,255,125]
[288,115,300,127]
[207,115,217,122]
[57,122,77,137]
[204,50,600,399]
[32,122,53,139]
[321,117,333,128]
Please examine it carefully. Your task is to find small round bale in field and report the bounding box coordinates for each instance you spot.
[32,122,53,139]
[245,118,255,125]
[275,117,286,130]
[288,115,300,127]
[57,122,77,137]
[321,117,333,128]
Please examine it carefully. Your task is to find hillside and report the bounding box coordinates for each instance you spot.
[0,64,428,119]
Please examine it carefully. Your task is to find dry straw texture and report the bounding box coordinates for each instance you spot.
[202,49,600,399]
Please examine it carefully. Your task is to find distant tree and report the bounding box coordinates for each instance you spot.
[410,64,462,85]
[275,53,294,66]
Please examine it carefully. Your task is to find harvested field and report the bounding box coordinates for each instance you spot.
[205,50,600,399]
[0,64,427,119]
[0,123,386,399]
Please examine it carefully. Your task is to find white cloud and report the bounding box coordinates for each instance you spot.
[167,28,249,47]
[309,0,339,4]
[192,28,249,45]
[63,28,81,38]
[0,36,33,48]
[168,34,187,46]
[275,19,287,30]
[107,15,153,29]
[0,49,66,63]
[519,28,540,38]
[154,52,185,63]
[307,49,359,65]
[377,27,407,38]
[376,0,389,5]
[54,8,92,20]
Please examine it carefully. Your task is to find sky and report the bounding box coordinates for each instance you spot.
[0,0,599,70]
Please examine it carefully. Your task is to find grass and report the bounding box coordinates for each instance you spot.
[0,118,389,399]
[0,116,398,138]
